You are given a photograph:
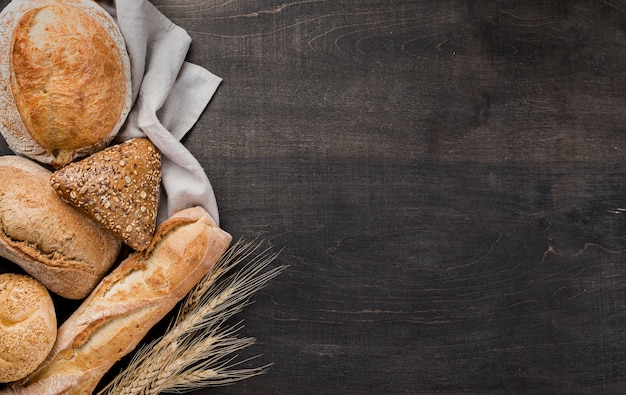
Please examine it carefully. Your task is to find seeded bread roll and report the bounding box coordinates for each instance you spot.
[0,156,122,300]
[51,138,162,251]
[5,207,232,395]
[0,0,132,168]
[0,273,56,383]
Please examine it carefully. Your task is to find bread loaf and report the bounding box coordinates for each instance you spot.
[3,207,232,395]
[51,138,162,251]
[0,0,132,167]
[0,156,121,300]
[0,273,56,383]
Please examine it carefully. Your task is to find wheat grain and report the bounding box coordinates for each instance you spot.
[97,239,286,395]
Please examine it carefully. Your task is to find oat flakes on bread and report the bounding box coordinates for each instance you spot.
[0,0,132,168]
[0,273,56,383]
[51,138,162,252]
[0,156,122,299]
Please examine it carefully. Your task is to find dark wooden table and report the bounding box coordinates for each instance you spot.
[4,0,626,394]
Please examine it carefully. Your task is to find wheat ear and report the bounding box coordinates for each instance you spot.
[97,239,286,395]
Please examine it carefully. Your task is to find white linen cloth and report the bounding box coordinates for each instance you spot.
[98,0,222,225]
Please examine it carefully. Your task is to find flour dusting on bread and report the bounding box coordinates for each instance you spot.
[0,0,131,167]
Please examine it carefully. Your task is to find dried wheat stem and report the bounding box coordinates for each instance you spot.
[97,239,286,395]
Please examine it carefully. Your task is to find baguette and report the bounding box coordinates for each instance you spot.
[0,156,121,300]
[3,206,232,395]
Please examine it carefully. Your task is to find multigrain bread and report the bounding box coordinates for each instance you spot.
[51,138,162,251]
[0,156,121,300]
[0,0,132,168]
[3,207,232,395]
[0,273,56,383]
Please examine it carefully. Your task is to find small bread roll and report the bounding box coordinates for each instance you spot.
[51,138,162,251]
[0,273,57,383]
[0,0,132,167]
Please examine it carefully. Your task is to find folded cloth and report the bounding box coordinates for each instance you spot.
[98,0,222,225]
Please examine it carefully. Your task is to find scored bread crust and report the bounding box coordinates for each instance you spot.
[0,0,132,168]
[0,273,57,383]
[0,156,121,300]
[4,207,232,395]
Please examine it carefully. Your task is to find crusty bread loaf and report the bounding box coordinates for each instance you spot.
[0,156,121,300]
[51,138,162,251]
[0,273,56,383]
[0,0,132,168]
[3,207,232,395]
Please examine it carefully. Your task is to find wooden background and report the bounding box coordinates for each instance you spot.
[3,0,626,394]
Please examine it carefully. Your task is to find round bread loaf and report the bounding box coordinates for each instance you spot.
[0,273,57,383]
[0,0,132,168]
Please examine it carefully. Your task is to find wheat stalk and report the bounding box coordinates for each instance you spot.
[97,239,286,395]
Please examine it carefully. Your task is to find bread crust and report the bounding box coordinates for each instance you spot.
[51,138,162,251]
[4,207,232,395]
[0,156,121,300]
[0,0,131,167]
[0,273,56,383]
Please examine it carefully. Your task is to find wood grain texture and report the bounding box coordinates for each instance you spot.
[3,0,626,393]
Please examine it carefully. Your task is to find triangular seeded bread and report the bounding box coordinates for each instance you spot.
[50,138,161,251]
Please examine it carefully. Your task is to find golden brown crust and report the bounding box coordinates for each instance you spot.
[0,273,56,383]
[0,0,131,167]
[50,138,162,251]
[0,156,121,300]
[7,207,232,395]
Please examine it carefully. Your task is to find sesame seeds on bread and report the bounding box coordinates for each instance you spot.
[50,138,162,251]
[0,273,56,383]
